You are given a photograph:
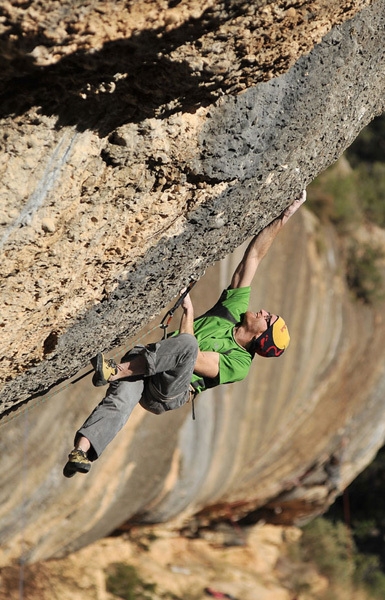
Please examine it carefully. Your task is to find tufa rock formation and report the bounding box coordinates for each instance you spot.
[1,0,385,564]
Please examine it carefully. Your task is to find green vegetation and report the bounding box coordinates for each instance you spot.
[355,162,385,227]
[286,444,385,599]
[346,116,385,166]
[300,518,354,584]
[105,562,156,600]
[104,562,201,600]
[288,516,385,599]
[307,162,361,230]
[307,114,385,304]
[346,241,385,304]
[329,446,385,570]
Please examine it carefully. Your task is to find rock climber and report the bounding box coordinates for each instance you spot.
[63,191,306,477]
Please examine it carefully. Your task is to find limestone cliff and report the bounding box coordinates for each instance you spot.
[1,0,383,408]
[1,0,385,565]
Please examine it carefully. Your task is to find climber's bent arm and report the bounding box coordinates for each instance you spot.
[180,292,220,378]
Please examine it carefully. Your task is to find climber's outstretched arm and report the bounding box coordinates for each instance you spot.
[230,190,306,289]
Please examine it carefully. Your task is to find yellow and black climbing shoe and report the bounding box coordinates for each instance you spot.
[63,449,91,478]
[90,352,118,387]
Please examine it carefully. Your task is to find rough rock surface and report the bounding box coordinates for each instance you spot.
[1,0,382,408]
[1,0,385,566]
[0,523,309,600]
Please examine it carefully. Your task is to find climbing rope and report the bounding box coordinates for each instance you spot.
[0,281,196,428]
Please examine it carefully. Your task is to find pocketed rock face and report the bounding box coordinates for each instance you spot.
[1,0,385,565]
[0,0,382,409]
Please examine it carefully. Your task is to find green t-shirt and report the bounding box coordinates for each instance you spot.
[190,287,252,394]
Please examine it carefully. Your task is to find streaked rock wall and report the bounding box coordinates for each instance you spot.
[2,210,385,564]
[1,0,385,565]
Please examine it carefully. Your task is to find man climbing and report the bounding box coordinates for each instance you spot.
[63,191,306,477]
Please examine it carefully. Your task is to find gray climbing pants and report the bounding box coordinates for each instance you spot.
[76,333,198,460]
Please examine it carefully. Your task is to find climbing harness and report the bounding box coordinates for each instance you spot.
[0,280,197,427]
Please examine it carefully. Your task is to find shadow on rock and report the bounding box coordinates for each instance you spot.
[0,8,224,136]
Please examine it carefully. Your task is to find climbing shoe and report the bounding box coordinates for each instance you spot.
[90,352,118,387]
[63,449,91,478]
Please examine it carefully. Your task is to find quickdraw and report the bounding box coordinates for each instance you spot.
[159,279,197,338]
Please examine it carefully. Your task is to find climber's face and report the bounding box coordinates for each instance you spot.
[242,309,278,337]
